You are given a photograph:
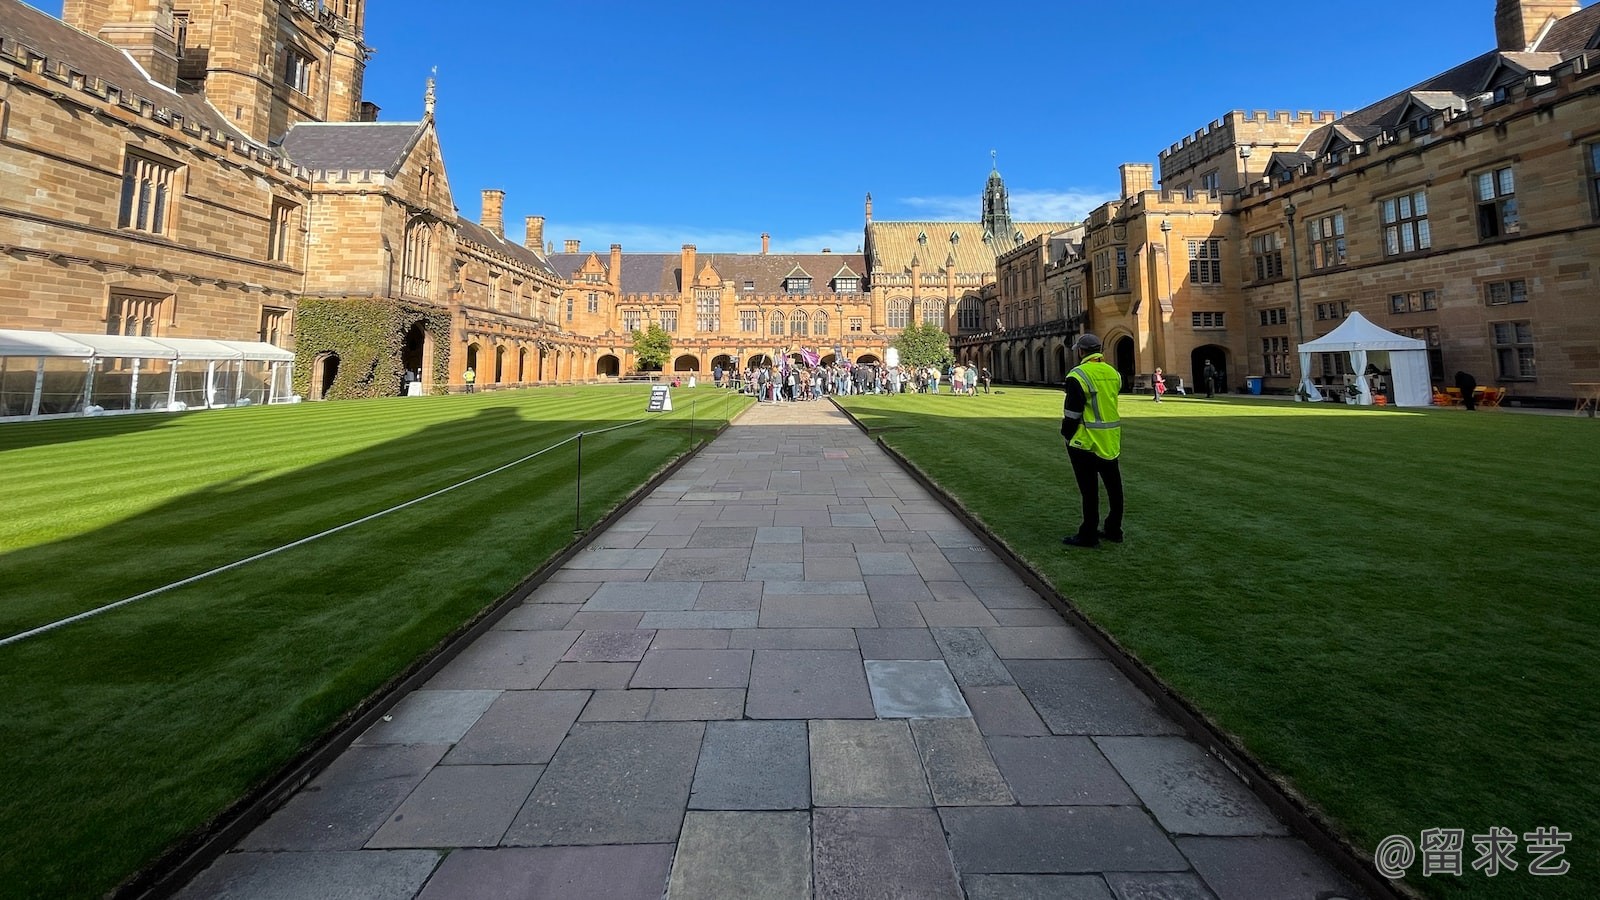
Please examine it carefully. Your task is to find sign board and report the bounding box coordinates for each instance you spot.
[885,347,900,368]
[647,385,672,412]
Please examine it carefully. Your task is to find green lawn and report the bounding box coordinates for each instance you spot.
[0,385,749,898]
[839,389,1598,900]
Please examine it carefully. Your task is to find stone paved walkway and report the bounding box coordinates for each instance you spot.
[180,399,1365,900]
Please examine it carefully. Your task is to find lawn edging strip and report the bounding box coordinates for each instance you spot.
[829,398,1401,900]
[115,414,741,900]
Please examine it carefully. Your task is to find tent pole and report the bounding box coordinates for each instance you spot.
[83,359,95,413]
[31,358,44,418]
[167,360,179,409]
[130,358,141,411]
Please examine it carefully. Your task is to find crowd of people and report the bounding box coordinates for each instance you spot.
[710,360,991,403]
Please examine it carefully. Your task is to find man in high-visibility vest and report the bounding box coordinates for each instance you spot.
[1060,333,1124,548]
[463,366,476,394]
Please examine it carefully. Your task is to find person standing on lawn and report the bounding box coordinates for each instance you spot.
[1153,367,1166,402]
[1061,333,1123,548]
[1202,360,1218,398]
[1455,370,1478,411]
[463,366,476,394]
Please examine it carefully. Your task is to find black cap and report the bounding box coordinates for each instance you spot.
[1075,333,1102,353]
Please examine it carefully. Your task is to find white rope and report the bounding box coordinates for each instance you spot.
[1,416,658,648]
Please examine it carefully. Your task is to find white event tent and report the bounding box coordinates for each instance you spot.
[0,329,295,421]
[1297,312,1431,408]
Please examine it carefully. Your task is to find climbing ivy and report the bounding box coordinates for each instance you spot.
[292,298,452,400]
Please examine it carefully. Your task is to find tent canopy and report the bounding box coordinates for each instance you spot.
[0,329,294,363]
[1297,312,1431,408]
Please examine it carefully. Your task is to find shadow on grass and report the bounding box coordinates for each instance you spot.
[0,398,709,899]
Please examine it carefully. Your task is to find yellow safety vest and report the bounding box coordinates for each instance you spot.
[1066,356,1122,459]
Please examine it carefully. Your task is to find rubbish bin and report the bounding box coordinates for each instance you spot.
[1246,376,1263,395]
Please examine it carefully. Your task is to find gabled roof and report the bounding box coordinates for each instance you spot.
[832,264,860,280]
[0,0,253,146]
[867,221,1073,275]
[547,251,869,296]
[456,219,559,280]
[1532,3,1600,52]
[278,122,426,174]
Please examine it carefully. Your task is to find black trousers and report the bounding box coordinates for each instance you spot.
[1068,446,1123,540]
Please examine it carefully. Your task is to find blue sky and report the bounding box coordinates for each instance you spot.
[35,1,1584,252]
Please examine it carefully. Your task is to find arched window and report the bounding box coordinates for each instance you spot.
[813,310,829,336]
[958,298,983,331]
[922,299,947,327]
[790,309,807,335]
[769,311,785,335]
[887,298,910,329]
[402,219,432,298]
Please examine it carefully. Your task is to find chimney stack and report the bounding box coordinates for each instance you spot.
[481,189,505,239]
[359,101,381,122]
[564,239,580,253]
[1495,0,1578,51]
[1119,163,1155,200]
[761,233,770,255]
[680,245,697,292]
[526,216,544,250]
[610,244,623,290]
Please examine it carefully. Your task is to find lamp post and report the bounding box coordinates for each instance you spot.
[1238,144,1253,194]
[1284,201,1307,393]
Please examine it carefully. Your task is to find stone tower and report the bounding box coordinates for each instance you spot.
[982,164,1012,241]
[62,0,179,86]
[1495,0,1580,51]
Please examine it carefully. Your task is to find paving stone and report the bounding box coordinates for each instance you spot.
[982,625,1103,659]
[862,574,936,603]
[526,582,601,604]
[565,611,645,630]
[803,525,880,544]
[367,764,543,848]
[239,744,447,851]
[755,525,804,543]
[761,580,868,595]
[747,650,874,719]
[813,808,961,899]
[747,561,805,580]
[941,807,1188,874]
[694,581,763,610]
[562,548,666,569]
[425,631,578,690]
[583,581,700,611]
[638,610,758,629]
[590,530,644,549]
[443,690,589,765]
[991,607,1071,626]
[864,659,972,718]
[910,552,964,582]
[630,648,752,688]
[647,688,745,720]
[648,628,730,649]
[668,811,811,899]
[987,736,1140,805]
[636,532,693,548]
[1095,737,1289,836]
[539,661,637,690]
[970,583,1053,609]
[576,690,652,722]
[1009,660,1182,736]
[932,627,1015,686]
[855,627,940,659]
[963,874,1116,900]
[759,596,878,628]
[728,628,858,650]
[804,556,862,580]
[497,603,580,631]
[1176,837,1361,900]
[829,512,876,527]
[176,850,441,900]
[804,541,859,557]
[962,685,1051,736]
[870,600,928,627]
[809,719,931,806]
[930,531,984,549]
[561,630,655,662]
[775,508,831,527]
[1104,872,1220,900]
[919,601,1001,627]
[548,567,650,582]
[687,526,756,548]
[927,580,979,602]
[909,717,1013,806]
[504,721,704,846]
[653,555,751,581]
[857,551,919,575]
[357,690,501,744]
[689,720,810,810]
[414,845,674,900]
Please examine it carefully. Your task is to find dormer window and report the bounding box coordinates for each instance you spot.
[917,231,928,245]
[785,277,811,295]
[743,280,755,293]
[834,277,859,294]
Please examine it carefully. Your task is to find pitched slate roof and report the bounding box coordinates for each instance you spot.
[277,122,425,174]
[546,252,869,296]
[1532,3,1600,52]
[0,0,251,145]
[867,221,1073,276]
[457,219,559,280]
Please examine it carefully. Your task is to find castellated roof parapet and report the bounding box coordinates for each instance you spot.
[1158,109,1340,161]
[0,35,300,180]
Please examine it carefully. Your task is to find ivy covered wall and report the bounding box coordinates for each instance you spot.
[293,298,452,400]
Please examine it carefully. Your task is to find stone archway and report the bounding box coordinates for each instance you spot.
[596,354,620,377]
[856,353,880,365]
[1112,336,1136,390]
[674,354,700,373]
[312,352,340,401]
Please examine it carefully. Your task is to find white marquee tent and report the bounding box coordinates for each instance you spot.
[1297,312,1431,408]
[0,329,295,421]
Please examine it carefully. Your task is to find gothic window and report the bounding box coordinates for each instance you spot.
[769,311,785,335]
[886,298,910,329]
[921,299,947,326]
[118,151,176,235]
[268,200,297,262]
[957,297,983,331]
[402,219,433,298]
[283,46,314,94]
[790,310,807,336]
[696,289,720,332]
[813,310,828,336]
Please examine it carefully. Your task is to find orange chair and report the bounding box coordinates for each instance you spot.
[1433,387,1459,406]
[1373,394,1388,407]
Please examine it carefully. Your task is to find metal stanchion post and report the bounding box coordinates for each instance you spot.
[574,431,583,534]
[690,399,696,449]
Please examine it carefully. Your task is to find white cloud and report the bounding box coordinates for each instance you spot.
[542,222,866,255]
[895,188,1118,223]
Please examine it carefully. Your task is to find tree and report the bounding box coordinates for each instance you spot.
[632,322,672,371]
[892,322,952,368]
